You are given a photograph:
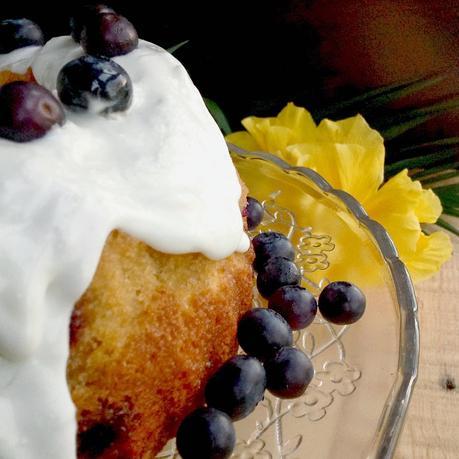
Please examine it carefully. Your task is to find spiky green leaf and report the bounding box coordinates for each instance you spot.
[315,75,444,119]
[204,98,232,135]
[442,207,459,218]
[415,162,459,180]
[419,170,459,186]
[167,40,190,54]
[433,184,459,218]
[436,218,459,237]
[378,98,459,140]
[400,137,459,153]
[384,148,458,176]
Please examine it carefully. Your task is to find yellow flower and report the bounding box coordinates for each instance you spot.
[228,103,452,282]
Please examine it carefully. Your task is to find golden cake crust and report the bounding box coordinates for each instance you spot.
[0,68,35,86]
[68,230,254,458]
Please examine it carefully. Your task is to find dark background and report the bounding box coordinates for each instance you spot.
[2,0,458,156]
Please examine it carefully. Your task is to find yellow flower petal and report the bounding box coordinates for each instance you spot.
[368,169,442,225]
[227,103,452,283]
[286,142,347,189]
[363,169,451,280]
[365,170,424,253]
[263,125,296,154]
[241,117,273,151]
[288,142,382,204]
[415,188,443,223]
[233,153,387,287]
[366,169,422,214]
[316,114,384,153]
[404,231,453,281]
[225,131,259,152]
[230,107,385,203]
[234,103,317,156]
[276,103,317,142]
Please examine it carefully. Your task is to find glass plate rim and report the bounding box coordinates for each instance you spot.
[228,142,420,459]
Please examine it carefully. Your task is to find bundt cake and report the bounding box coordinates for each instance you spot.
[0,17,253,459]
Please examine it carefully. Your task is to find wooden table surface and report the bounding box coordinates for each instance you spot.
[395,232,458,458]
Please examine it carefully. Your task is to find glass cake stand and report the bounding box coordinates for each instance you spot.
[158,145,420,459]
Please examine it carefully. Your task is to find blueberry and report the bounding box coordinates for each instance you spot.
[176,407,235,459]
[205,355,266,421]
[0,81,65,143]
[57,55,133,114]
[70,4,115,42]
[80,13,138,57]
[78,423,117,456]
[0,19,44,54]
[256,257,301,299]
[268,285,317,330]
[246,196,264,230]
[318,281,366,325]
[237,308,293,361]
[252,232,295,271]
[265,347,314,399]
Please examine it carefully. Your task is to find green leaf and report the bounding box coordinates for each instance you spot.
[411,168,459,185]
[315,75,444,119]
[436,217,459,237]
[166,40,190,54]
[384,148,458,175]
[413,161,459,179]
[204,98,232,135]
[419,170,459,186]
[400,137,459,153]
[433,184,459,214]
[432,182,459,194]
[378,98,459,140]
[432,184,459,233]
[442,207,459,218]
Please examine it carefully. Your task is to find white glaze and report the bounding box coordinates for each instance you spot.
[0,45,41,73]
[0,37,249,458]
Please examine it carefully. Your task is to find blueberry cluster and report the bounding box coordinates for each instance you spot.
[176,309,314,459]
[248,197,366,327]
[176,197,366,459]
[0,4,137,143]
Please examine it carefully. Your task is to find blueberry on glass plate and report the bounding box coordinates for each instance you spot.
[252,231,295,271]
[205,355,266,421]
[246,196,264,230]
[318,281,366,325]
[264,347,314,399]
[0,81,65,143]
[57,55,133,114]
[0,18,44,54]
[256,256,301,298]
[268,285,317,330]
[237,308,293,361]
[176,407,235,459]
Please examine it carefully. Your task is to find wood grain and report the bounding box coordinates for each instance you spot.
[395,232,459,458]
